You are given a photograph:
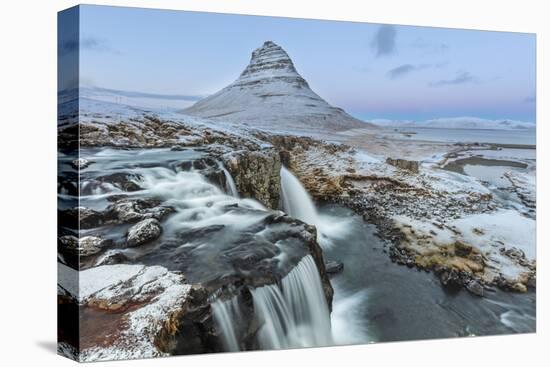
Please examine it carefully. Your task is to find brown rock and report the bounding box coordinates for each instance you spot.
[386,157,420,173]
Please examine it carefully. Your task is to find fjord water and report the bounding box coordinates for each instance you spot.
[391,127,536,145]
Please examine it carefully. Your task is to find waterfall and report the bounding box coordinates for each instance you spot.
[280,166,319,227]
[211,297,242,352]
[219,162,239,198]
[251,255,332,349]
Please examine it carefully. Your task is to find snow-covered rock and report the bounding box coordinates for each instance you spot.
[76,264,193,362]
[79,236,108,257]
[505,171,536,209]
[183,41,373,132]
[126,218,162,247]
[392,209,536,289]
[71,158,91,169]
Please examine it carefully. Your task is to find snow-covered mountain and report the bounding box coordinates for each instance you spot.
[371,117,535,130]
[182,41,372,132]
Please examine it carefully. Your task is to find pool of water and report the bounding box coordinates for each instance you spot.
[319,203,536,343]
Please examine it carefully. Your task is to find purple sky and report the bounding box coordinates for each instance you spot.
[65,5,536,123]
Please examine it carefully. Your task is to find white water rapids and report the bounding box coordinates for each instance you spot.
[212,165,368,351]
[280,166,319,227]
[80,149,367,351]
[253,255,332,349]
[211,297,242,352]
[218,162,239,198]
[77,148,535,350]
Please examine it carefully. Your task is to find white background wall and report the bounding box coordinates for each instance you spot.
[0,1,546,366]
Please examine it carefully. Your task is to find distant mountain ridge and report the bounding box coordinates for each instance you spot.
[371,117,535,130]
[182,41,372,132]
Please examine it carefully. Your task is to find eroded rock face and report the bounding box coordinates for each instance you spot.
[127,218,162,247]
[386,157,419,173]
[223,149,281,209]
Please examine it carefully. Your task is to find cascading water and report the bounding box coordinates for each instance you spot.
[281,165,347,249]
[79,148,360,352]
[218,162,239,198]
[252,255,332,349]
[211,297,242,352]
[280,166,319,227]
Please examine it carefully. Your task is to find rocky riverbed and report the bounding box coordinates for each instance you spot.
[279,135,536,296]
[58,115,335,359]
[58,96,536,360]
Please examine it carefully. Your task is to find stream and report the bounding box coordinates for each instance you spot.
[72,147,536,353]
[319,204,536,343]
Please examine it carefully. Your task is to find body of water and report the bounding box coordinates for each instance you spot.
[390,127,536,146]
[72,148,536,352]
[319,203,536,342]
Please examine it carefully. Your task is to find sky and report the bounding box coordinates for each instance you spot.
[61,5,536,123]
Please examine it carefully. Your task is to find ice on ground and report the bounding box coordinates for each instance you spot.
[452,210,535,260]
[78,264,145,302]
[77,264,192,362]
[427,168,491,195]
[353,150,381,165]
[393,209,535,282]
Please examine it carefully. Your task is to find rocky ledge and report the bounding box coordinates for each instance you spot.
[266,133,536,295]
[58,119,334,358]
[58,263,213,361]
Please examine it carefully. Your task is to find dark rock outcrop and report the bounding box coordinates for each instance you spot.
[126,218,162,247]
[95,172,143,192]
[325,260,344,275]
[104,198,174,224]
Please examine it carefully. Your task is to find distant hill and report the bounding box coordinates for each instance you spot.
[371,117,535,130]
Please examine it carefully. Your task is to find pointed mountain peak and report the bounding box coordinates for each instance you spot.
[183,41,374,132]
[235,40,307,88]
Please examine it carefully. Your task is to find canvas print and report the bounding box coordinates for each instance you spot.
[57,5,536,362]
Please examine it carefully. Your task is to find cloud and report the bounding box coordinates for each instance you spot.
[429,72,478,87]
[59,36,118,56]
[387,62,446,79]
[387,64,415,78]
[387,64,430,79]
[371,25,397,57]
